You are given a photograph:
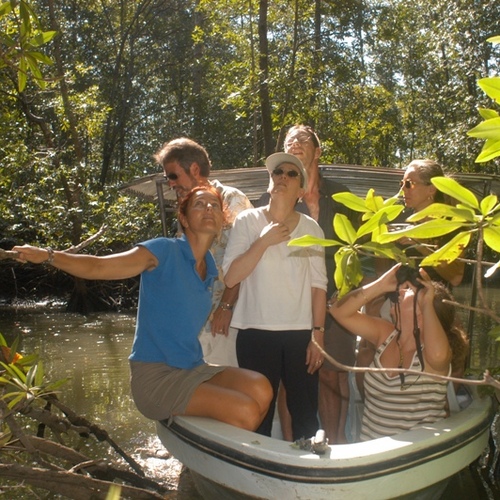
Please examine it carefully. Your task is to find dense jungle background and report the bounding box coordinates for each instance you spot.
[1,0,500,309]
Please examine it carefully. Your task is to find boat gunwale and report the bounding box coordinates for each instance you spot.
[158,396,493,484]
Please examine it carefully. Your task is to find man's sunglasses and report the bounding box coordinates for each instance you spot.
[400,179,427,189]
[164,173,178,181]
[272,168,301,179]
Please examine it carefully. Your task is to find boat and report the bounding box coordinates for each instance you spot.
[156,386,493,500]
[123,165,497,498]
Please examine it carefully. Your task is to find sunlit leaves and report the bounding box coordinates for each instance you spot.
[334,213,357,245]
[332,192,367,213]
[0,0,56,91]
[430,177,479,210]
[378,219,465,243]
[469,37,500,164]
[480,195,499,216]
[420,231,472,266]
[334,247,362,296]
[406,202,475,223]
[287,235,342,248]
[483,227,500,253]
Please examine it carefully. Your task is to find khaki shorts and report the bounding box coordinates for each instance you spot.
[130,361,225,422]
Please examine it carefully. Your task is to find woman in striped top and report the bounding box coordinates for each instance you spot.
[329,264,468,441]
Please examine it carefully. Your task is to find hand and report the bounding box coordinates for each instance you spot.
[12,244,50,264]
[211,306,232,337]
[306,339,324,374]
[410,268,435,308]
[260,222,291,247]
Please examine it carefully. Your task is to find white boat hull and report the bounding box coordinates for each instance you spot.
[157,393,492,499]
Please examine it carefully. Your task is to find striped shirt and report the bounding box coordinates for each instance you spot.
[360,329,450,441]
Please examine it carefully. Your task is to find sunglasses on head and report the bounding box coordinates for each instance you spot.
[400,179,427,189]
[164,173,178,181]
[272,167,301,179]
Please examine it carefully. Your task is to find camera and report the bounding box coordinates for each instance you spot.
[395,265,423,288]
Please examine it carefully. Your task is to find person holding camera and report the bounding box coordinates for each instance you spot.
[329,263,468,441]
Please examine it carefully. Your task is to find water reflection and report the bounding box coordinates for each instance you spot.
[0,309,153,440]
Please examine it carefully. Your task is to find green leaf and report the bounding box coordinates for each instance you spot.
[18,57,27,92]
[487,36,500,44]
[5,393,26,410]
[431,177,479,209]
[26,50,53,65]
[467,117,500,141]
[476,139,500,163]
[420,231,471,266]
[480,194,499,216]
[378,219,465,243]
[332,192,368,213]
[357,205,404,239]
[333,213,357,245]
[29,31,57,47]
[478,108,499,120]
[365,189,386,213]
[0,361,26,382]
[334,248,362,296]
[483,227,500,253]
[105,484,122,500]
[34,361,44,387]
[406,202,475,222]
[478,77,500,103]
[359,241,407,261]
[288,235,342,248]
[0,2,13,16]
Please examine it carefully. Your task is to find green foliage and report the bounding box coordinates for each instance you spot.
[467,37,500,162]
[0,333,68,411]
[0,0,55,91]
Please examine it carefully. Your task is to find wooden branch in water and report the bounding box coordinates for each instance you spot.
[0,463,168,500]
[311,336,500,391]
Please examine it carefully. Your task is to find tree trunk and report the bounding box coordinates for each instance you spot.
[258,0,274,157]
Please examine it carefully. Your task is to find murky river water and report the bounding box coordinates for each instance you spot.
[0,283,499,498]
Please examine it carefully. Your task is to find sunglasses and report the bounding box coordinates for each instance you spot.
[272,167,301,179]
[400,179,427,189]
[284,135,312,149]
[164,173,178,181]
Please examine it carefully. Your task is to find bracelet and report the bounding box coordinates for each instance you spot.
[312,326,325,333]
[218,302,233,311]
[45,247,55,264]
[326,300,333,310]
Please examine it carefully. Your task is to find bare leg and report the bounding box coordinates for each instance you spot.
[277,382,293,441]
[183,367,273,431]
[318,368,350,444]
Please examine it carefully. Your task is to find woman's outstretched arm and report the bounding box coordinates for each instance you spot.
[13,244,158,281]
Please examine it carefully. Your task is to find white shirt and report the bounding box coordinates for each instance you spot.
[222,207,327,330]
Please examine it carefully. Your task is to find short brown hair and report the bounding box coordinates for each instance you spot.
[154,138,211,177]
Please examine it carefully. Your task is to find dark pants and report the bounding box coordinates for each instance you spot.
[236,328,319,440]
